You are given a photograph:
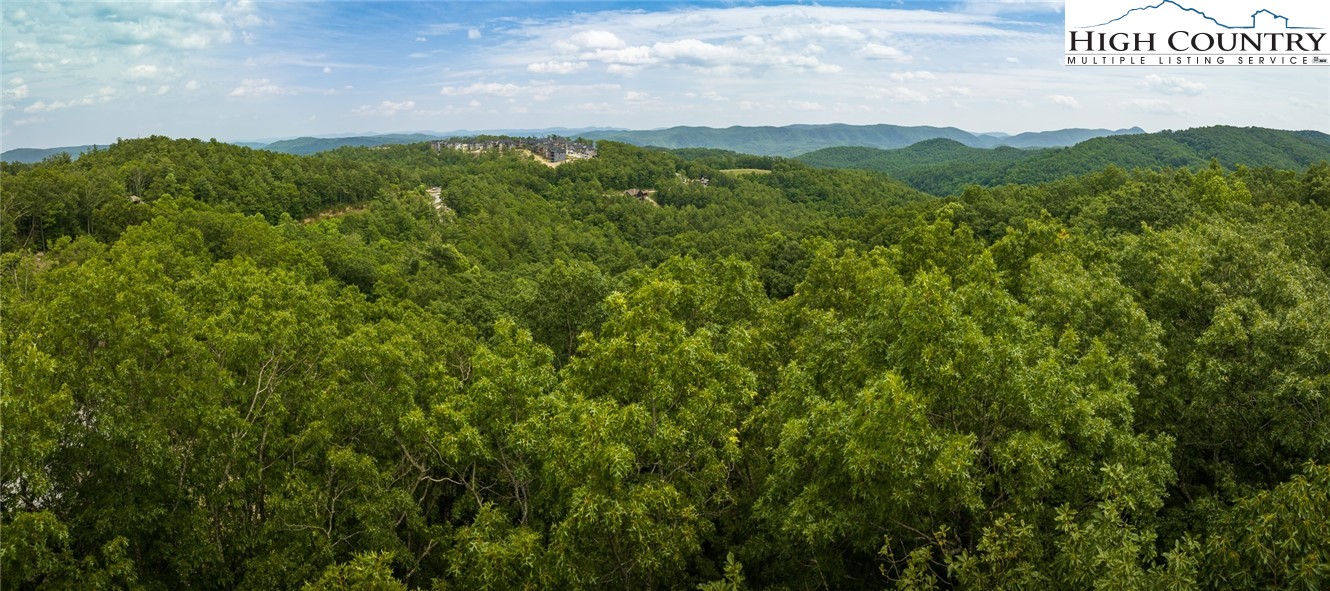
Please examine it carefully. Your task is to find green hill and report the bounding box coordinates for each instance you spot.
[798,139,1042,195]
[1000,126,1330,184]
[799,126,1330,193]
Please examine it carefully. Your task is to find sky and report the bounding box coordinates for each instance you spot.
[2,0,1327,148]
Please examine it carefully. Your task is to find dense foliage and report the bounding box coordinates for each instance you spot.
[4,136,1329,590]
[799,126,1330,194]
[796,140,1039,195]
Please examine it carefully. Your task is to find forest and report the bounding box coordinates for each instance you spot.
[3,135,1329,590]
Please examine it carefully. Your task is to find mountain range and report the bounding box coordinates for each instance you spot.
[7,126,1324,190]
[2,124,1144,163]
[1,145,103,164]
[797,126,1330,194]
[576,124,1145,156]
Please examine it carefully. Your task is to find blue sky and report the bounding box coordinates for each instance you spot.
[2,0,1326,148]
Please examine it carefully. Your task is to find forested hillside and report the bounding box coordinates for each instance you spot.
[796,139,1040,195]
[800,126,1330,194]
[4,137,1330,590]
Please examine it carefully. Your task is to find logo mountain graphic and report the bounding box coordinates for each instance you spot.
[1086,1,1319,29]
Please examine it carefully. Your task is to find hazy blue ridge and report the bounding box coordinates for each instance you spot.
[2,125,1145,162]
[1,145,100,163]
[5,141,263,162]
[577,124,1145,156]
[261,134,440,155]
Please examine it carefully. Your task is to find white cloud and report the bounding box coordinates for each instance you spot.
[416,36,428,42]
[21,86,117,113]
[606,64,643,75]
[569,30,626,49]
[175,34,214,50]
[653,38,737,64]
[585,45,656,65]
[439,81,624,108]
[870,86,930,104]
[127,64,165,79]
[625,91,650,101]
[858,42,911,62]
[810,24,865,41]
[964,0,1064,15]
[441,82,522,97]
[12,1,262,57]
[25,96,95,113]
[24,100,65,114]
[1140,75,1205,96]
[528,60,589,74]
[3,82,29,100]
[773,24,866,42]
[354,100,416,116]
[228,78,292,97]
[323,66,333,74]
[834,102,873,113]
[576,102,615,113]
[185,80,200,91]
[468,28,482,40]
[889,70,936,83]
[572,38,842,73]
[788,100,825,111]
[1049,95,1081,109]
[1124,98,1191,116]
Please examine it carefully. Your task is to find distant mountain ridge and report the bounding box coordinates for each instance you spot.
[1,127,624,163]
[262,134,439,155]
[1,145,101,163]
[798,125,1330,194]
[11,125,1321,166]
[576,124,1146,156]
